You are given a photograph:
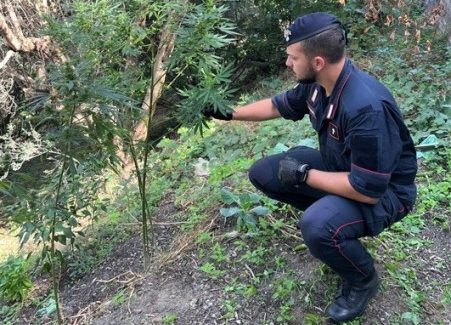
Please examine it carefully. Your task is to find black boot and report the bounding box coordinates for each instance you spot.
[326,272,379,323]
[333,279,350,300]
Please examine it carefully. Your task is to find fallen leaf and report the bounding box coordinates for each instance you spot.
[384,15,394,26]
[390,30,396,41]
[415,29,421,43]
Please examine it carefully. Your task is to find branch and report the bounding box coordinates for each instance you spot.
[134,23,177,142]
[6,0,25,40]
[0,12,22,50]
[0,11,51,52]
[0,50,15,69]
[141,24,176,114]
[140,2,189,115]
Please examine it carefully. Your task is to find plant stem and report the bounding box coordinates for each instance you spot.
[49,87,79,324]
[49,144,68,325]
[128,141,151,270]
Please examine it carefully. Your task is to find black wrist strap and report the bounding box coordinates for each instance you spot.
[296,164,311,183]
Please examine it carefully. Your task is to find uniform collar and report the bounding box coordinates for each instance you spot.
[324,58,352,120]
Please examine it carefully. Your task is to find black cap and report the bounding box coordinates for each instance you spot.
[284,12,344,46]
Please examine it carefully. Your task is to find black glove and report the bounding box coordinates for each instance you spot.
[278,156,311,187]
[202,105,233,121]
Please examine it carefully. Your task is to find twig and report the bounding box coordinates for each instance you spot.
[154,221,190,225]
[415,143,444,150]
[118,221,190,227]
[127,287,135,315]
[0,49,15,69]
[95,270,142,284]
[244,263,255,279]
[6,0,25,39]
[428,268,444,276]
[69,277,141,324]
[68,301,101,324]
[266,215,301,240]
[372,236,390,251]
[153,216,218,268]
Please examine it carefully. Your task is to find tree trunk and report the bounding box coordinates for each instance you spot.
[0,1,65,60]
[133,23,176,142]
[0,15,51,52]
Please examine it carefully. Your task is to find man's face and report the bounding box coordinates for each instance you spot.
[285,43,316,83]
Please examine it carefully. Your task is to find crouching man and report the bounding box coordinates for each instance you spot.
[204,12,417,323]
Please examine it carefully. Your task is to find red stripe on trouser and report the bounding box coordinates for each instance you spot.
[331,220,368,278]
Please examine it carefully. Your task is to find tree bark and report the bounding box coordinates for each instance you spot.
[0,12,52,53]
[133,24,176,142]
[0,1,65,61]
[0,49,15,70]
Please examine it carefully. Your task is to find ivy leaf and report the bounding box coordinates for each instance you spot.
[55,235,67,245]
[269,142,289,154]
[220,207,241,218]
[220,188,239,205]
[249,206,269,216]
[36,298,57,317]
[55,250,65,264]
[42,261,51,273]
[248,193,261,204]
[401,312,421,325]
[297,137,318,149]
[242,214,257,230]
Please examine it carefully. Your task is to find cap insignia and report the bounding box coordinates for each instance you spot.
[284,28,292,42]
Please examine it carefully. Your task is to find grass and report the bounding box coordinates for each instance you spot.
[162,313,178,324]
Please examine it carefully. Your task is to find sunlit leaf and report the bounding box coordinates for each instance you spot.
[220,207,241,218]
[249,206,269,216]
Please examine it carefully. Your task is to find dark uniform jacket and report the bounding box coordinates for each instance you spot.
[272,59,417,211]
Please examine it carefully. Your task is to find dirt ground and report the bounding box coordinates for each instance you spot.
[13,195,451,325]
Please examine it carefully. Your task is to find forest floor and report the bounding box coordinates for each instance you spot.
[13,191,451,325]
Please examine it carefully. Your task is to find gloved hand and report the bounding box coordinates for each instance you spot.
[278,156,311,187]
[202,105,233,121]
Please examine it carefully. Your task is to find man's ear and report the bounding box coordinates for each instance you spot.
[312,56,326,72]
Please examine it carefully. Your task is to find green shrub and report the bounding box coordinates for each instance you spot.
[0,256,32,302]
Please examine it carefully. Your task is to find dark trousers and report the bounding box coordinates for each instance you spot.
[248,146,407,285]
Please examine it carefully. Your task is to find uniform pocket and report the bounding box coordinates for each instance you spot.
[360,190,406,236]
[382,189,407,227]
[360,202,386,236]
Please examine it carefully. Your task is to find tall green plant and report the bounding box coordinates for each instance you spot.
[8,57,129,323]
[3,1,238,319]
[137,0,238,268]
[43,0,238,270]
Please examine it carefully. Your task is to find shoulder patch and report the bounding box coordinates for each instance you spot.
[357,105,373,114]
[351,134,379,170]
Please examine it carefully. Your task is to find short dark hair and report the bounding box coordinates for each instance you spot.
[300,26,346,64]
